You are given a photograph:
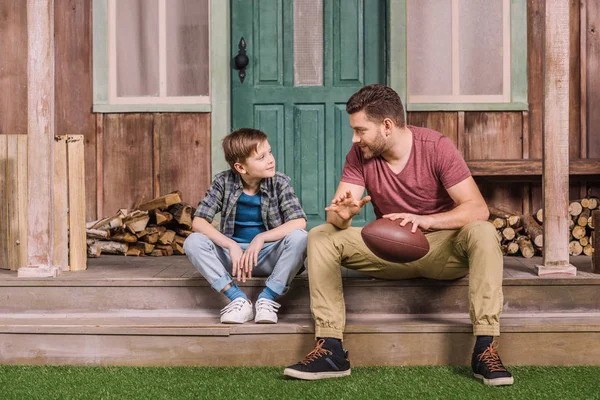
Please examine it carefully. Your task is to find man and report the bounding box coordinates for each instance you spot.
[284,84,513,386]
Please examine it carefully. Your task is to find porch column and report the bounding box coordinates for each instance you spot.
[535,0,576,276]
[19,0,60,277]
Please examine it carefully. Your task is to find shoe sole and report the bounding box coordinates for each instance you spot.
[473,373,514,386]
[283,368,351,380]
[255,319,277,324]
[221,314,254,324]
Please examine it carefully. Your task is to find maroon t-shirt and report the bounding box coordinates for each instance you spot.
[341,125,471,219]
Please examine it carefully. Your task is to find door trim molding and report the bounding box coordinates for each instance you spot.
[211,0,231,177]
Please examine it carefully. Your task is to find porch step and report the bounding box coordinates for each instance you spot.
[0,311,599,366]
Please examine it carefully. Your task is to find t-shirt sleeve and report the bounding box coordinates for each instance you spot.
[340,144,366,187]
[435,136,472,189]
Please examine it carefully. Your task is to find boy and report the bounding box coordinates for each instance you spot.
[184,128,307,324]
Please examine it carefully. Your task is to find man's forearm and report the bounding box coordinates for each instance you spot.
[326,211,352,230]
[428,201,489,230]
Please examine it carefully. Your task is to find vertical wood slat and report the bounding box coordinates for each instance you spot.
[522,111,531,214]
[53,136,69,271]
[539,0,573,273]
[528,0,545,160]
[0,135,28,271]
[153,114,161,198]
[587,0,600,158]
[579,0,587,160]
[67,135,87,271]
[593,210,599,273]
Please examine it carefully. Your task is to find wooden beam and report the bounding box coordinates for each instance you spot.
[466,159,600,176]
[21,0,60,278]
[536,0,575,276]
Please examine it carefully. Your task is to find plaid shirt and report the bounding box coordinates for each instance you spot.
[194,170,306,237]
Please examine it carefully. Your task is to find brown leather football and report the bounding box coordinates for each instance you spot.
[361,218,430,263]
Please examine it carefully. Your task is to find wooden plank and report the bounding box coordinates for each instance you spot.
[579,0,587,160]
[463,112,522,160]
[54,0,96,221]
[569,0,582,160]
[16,135,27,270]
[0,136,8,270]
[158,114,211,206]
[103,114,154,214]
[96,113,103,218]
[53,136,69,271]
[26,0,55,270]
[538,0,574,274]
[406,112,458,147]
[593,210,599,273]
[456,111,465,157]
[67,135,87,271]
[588,0,600,158]
[0,1,27,135]
[7,136,19,271]
[467,159,600,176]
[153,114,161,198]
[527,0,545,159]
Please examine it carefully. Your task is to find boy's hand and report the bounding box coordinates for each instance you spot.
[325,190,371,220]
[240,235,265,282]
[228,243,244,282]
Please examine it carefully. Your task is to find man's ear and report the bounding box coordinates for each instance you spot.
[382,118,394,136]
[233,162,246,175]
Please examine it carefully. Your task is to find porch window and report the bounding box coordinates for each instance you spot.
[390,0,527,111]
[93,0,214,112]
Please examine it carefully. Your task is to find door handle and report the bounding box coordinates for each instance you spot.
[233,37,249,83]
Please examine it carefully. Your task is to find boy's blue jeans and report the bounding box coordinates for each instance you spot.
[183,229,307,295]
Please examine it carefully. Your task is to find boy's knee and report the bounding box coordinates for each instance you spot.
[183,232,213,254]
[285,228,308,246]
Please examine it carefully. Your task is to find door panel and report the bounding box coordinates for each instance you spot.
[232,0,385,229]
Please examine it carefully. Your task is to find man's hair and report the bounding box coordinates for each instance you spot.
[222,128,268,170]
[346,84,406,127]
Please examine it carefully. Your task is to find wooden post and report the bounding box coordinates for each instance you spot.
[593,211,599,273]
[535,0,576,276]
[19,0,60,278]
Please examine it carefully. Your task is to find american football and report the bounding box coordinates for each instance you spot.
[361,218,430,263]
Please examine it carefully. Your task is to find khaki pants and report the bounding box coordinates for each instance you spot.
[308,220,503,339]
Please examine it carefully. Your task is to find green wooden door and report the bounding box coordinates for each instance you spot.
[231,0,385,229]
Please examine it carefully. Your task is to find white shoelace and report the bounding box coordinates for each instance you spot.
[256,298,281,313]
[220,298,249,315]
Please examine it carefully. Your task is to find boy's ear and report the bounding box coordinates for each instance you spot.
[233,162,246,175]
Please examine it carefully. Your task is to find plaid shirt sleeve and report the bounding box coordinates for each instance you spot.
[194,174,225,223]
[276,174,307,222]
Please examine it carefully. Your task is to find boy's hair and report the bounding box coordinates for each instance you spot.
[222,128,268,170]
[346,84,406,127]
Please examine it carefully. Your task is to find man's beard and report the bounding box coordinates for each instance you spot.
[361,133,386,159]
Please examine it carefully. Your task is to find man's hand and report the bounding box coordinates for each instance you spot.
[239,234,265,282]
[325,191,371,221]
[383,213,433,233]
[228,243,245,282]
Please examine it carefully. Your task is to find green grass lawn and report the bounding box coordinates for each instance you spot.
[0,365,597,400]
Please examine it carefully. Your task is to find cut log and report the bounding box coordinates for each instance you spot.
[488,206,519,219]
[138,191,183,211]
[583,244,594,257]
[568,218,575,230]
[572,225,587,240]
[91,240,128,255]
[110,231,138,243]
[134,242,155,255]
[174,235,186,245]
[149,249,164,257]
[140,232,159,244]
[506,241,519,255]
[168,203,193,229]
[502,227,516,241]
[175,228,192,238]
[589,217,594,229]
[516,236,535,258]
[86,229,109,239]
[522,215,543,248]
[155,244,174,256]
[91,215,123,231]
[154,210,173,225]
[569,201,583,217]
[492,218,506,229]
[579,236,589,247]
[507,215,521,228]
[588,197,598,210]
[87,242,102,258]
[158,230,176,245]
[126,247,142,257]
[125,215,150,234]
[577,209,591,227]
[172,242,185,255]
[136,229,148,239]
[535,209,544,224]
[568,240,583,256]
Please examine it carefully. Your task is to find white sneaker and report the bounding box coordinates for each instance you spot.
[220,298,254,324]
[254,298,281,324]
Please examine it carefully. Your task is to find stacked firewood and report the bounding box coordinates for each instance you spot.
[85,191,194,257]
[489,197,597,258]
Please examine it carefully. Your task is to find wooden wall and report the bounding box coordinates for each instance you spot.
[0,0,598,221]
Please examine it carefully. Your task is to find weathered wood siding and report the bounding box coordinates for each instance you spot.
[0,0,597,220]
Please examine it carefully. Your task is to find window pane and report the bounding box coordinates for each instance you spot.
[407,0,452,96]
[166,0,210,96]
[116,0,159,97]
[459,0,503,95]
[293,0,323,86]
